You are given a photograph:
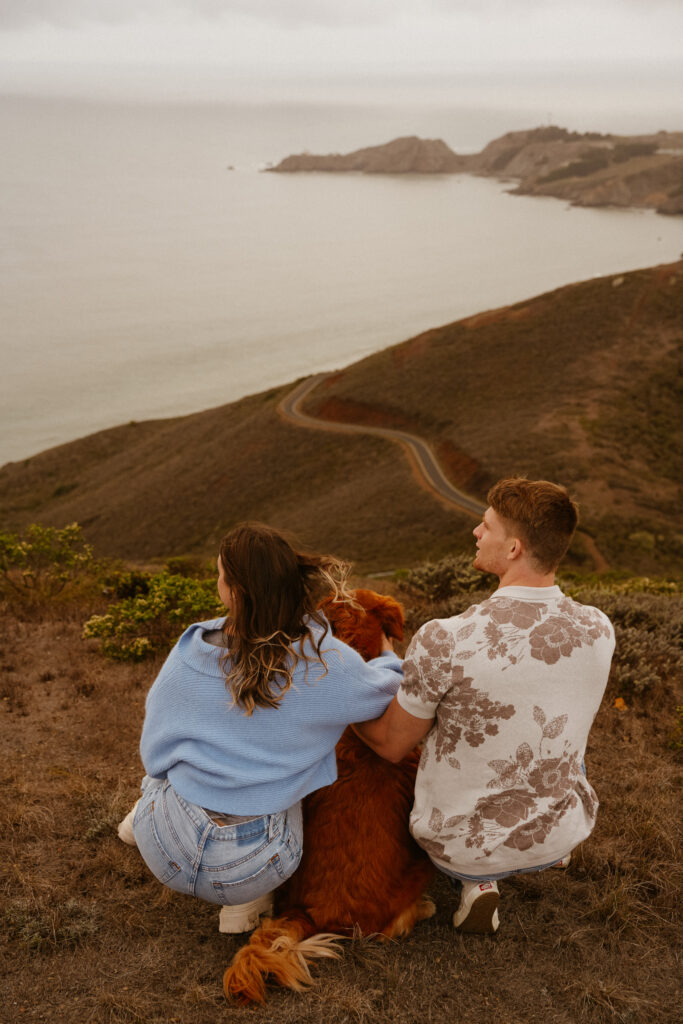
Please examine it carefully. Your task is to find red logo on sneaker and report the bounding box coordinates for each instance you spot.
[479,883,494,891]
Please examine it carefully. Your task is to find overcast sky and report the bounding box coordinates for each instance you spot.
[0,0,681,108]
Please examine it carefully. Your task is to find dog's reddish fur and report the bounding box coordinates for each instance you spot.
[223,589,435,1004]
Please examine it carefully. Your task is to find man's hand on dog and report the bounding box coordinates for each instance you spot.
[380,632,394,653]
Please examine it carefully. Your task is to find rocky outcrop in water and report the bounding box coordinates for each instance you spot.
[270,126,683,214]
[269,135,465,174]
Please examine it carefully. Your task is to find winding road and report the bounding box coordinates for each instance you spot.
[277,374,609,572]
[277,373,486,519]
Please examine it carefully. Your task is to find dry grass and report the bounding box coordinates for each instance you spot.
[1,580,681,1024]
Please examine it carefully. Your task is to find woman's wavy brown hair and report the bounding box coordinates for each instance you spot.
[218,523,356,715]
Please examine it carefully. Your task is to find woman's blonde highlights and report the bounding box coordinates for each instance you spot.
[218,524,357,715]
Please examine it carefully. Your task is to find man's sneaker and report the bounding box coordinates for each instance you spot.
[552,853,571,869]
[218,893,274,934]
[117,802,139,847]
[452,880,500,934]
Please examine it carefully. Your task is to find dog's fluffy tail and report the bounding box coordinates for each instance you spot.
[223,914,344,1004]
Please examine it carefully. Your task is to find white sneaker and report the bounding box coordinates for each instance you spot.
[452,880,500,934]
[218,893,274,933]
[552,853,571,868]
[117,801,139,846]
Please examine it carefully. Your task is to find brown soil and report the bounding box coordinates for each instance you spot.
[2,590,680,1024]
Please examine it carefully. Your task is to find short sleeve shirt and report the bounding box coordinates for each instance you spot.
[397,586,615,875]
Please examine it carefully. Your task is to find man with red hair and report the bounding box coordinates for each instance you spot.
[356,478,614,934]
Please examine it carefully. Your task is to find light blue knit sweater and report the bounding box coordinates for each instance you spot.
[139,616,403,814]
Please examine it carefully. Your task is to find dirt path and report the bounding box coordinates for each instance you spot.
[278,374,485,519]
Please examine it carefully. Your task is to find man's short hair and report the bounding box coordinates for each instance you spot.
[487,477,579,572]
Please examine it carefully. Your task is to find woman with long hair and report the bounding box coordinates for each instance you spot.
[118,523,402,932]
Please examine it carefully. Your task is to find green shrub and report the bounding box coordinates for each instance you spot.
[100,568,153,600]
[561,574,681,597]
[0,523,95,601]
[83,571,223,660]
[568,588,682,694]
[397,554,496,601]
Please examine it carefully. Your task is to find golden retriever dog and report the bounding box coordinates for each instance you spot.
[223,588,435,1003]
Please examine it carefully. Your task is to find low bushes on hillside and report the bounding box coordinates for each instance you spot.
[396,553,497,601]
[82,572,223,660]
[3,524,680,702]
[0,523,95,602]
[568,586,683,696]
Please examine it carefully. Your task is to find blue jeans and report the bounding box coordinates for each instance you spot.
[438,854,571,888]
[132,776,303,905]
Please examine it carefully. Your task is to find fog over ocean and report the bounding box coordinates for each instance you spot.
[2,94,682,466]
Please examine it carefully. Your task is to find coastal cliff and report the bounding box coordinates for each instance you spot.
[270,126,683,214]
[269,135,464,174]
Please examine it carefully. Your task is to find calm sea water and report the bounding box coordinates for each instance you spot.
[1,96,682,466]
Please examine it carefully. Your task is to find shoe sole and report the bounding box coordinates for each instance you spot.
[453,892,500,934]
[117,806,138,847]
[218,895,274,934]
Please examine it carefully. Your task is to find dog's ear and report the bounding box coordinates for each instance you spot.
[373,595,404,642]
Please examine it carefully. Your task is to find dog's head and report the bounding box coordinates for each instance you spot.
[320,588,404,661]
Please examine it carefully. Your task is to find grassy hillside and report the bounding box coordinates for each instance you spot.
[1,261,681,573]
[1,567,681,1023]
[0,387,466,571]
[302,261,683,573]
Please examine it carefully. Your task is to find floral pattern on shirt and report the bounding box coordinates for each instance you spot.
[445,596,612,672]
[488,597,547,630]
[405,592,613,870]
[402,621,456,703]
[433,669,515,768]
[425,708,589,860]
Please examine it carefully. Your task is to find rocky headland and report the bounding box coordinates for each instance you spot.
[269,135,463,174]
[270,127,683,215]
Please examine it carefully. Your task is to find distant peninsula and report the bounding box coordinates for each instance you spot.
[268,127,683,215]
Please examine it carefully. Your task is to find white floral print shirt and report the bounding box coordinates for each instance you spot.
[397,585,615,875]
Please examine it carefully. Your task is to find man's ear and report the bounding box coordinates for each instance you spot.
[508,536,524,561]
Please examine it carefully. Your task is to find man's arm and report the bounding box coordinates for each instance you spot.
[353,695,434,763]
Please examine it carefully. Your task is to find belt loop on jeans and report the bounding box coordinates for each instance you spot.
[268,811,280,841]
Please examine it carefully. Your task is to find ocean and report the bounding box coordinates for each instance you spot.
[1,95,682,466]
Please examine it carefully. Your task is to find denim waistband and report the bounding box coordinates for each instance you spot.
[167,784,276,840]
[203,810,260,826]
